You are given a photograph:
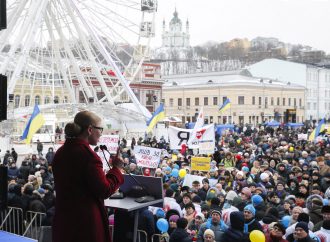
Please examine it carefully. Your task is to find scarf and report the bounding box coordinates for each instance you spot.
[244,219,255,233]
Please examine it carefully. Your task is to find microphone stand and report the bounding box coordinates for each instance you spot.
[99,145,112,170]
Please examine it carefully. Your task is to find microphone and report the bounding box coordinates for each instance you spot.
[122,166,155,203]
[99,145,112,170]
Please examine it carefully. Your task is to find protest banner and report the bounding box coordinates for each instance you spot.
[191,157,211,171]
[168,124,215,150]
[98,135,119,154]
[134,145,161,168]
[182,174,205,188]
[298,133,308,140]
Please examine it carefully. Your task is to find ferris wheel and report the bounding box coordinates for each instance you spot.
[0,0,157,121]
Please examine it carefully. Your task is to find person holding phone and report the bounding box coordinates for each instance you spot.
[52,110,124,242]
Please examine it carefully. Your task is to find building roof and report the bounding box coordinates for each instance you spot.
[247,58,308,86]
[162,69,305,90]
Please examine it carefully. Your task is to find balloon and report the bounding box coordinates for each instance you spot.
[289,147,294,152]
[249,230,265,242]
[179,169,187,178]
[171,168,179,178]
[156,218,169,233]
[281,215,291,229]
[324,199,329,206]
[237,139,241,144]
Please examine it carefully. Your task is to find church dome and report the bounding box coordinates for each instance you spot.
[170,9,182,25]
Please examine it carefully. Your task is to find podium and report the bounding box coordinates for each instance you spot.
[104,175,163,242]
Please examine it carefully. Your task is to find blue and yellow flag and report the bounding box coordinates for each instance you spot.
[147,103,165,132]
[309,118,326,142]
[219,98,231,113]
[21,105,45,144]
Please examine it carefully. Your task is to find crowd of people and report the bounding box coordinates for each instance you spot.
[1,122,330,242]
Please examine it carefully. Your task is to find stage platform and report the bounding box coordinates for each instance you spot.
[0,231,37,242]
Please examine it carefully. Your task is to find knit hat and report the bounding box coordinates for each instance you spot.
[260,172,269,181]
[202,178,209,184]
[169,215,180,223]
[273,222,286,234]
[192,195,202,203]
[211,208,221,216]
[252,194,263,206]
[204,229,215,239]
[244,204,256,216]
[156,209,165,218]
[295,222,309,234]
[195,212,205,221]
[241,187,252,198]
[226,191,238,201]
[297,213,309,223]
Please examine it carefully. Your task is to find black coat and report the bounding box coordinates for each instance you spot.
[169,228,191,242]
[222,228,249,242]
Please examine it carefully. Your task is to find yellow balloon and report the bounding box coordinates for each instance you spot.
[289,147,294,152]
[249,230,265,242]
[237,139,241,144]
[179,169,187,178]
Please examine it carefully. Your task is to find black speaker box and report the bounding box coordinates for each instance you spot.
[0,166,8,211]
[0,0,6,30]
[0,74,7,121]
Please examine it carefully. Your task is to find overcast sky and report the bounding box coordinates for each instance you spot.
[152,0,329,53]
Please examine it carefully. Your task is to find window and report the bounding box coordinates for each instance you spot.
[252,96,256,105]
[299,98,302,107]
[283,98,286,106]
[24,95,30,107]
[35,95,41,105]
[169,98,174,107]
[238,96,244,105]
[44,96,50,104]
[178,98,182,106]
[271,97,274,106]
[14,95,20,108]
[259,97,262,105]
[265,97,268,107]
[204,97,208,106]
[186,98,190,106]
[222,96,227,103]
[277,97,280,106]
[64,96,68,103]
[307,102,311,109]
[54,96,59,104]
[195,97,199,106]
[313,103,316,110]
[213,97,218,105]
[288,98,291,106]
[294,98,297,107]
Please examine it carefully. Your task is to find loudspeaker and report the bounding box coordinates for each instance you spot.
[0,166,8,211]
[0,74,7,121]
[0,0,6,30]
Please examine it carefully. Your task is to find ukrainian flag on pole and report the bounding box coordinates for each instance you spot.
[308,118,326,142]
[219,98,231,113]
[21,105,45,144]
[146,103,165,133]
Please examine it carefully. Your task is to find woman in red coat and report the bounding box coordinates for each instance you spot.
[52,111,124,242]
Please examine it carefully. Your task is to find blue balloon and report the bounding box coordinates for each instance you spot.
[171,168,179,178]
[324,199,329,206]
[281,215,291,228]
[157,218,169,233]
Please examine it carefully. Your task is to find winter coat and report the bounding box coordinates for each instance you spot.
[222,227,249,242]
[169,228,191,242]
[197,222,224,242]
[309,207,323,226]
[52,138,124,242]
[314,228,330,242]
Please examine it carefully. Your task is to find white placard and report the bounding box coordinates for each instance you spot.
[134,145,161,169]
[98,135,119,154]
[168,124,215,150]
[298,133,308,140]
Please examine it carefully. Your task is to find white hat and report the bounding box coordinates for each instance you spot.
[260,172,269,181]
[204,229,215,238]
[226,190,238,201]
[195,212,205,221]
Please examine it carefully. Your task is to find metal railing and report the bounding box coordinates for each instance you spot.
[23,211,46,239]
[0,207,24,235]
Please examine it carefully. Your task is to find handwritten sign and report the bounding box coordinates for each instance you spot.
[98,135,119,154]
[191,157,211,171]
[134,145,161,168]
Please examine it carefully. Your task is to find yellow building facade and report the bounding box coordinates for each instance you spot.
[162,71,305,126]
